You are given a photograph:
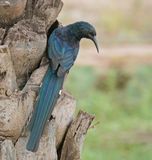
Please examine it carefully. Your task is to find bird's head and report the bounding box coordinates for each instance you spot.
[71,21,99,53]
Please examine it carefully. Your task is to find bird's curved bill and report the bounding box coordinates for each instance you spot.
[92,36,99,53]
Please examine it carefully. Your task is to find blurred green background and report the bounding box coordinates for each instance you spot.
[59,0,152,160]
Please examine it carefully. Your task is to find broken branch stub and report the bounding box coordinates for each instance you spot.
[60,111,95,160]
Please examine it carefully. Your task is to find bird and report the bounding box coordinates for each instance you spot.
[26,21,99,152]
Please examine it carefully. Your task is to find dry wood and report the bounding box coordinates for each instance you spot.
[2,0,63,88]
[0,90,36,142]
[0,0,27,27]
[60,111,95,160]
[0,28,5,44]
[0,140,17,160]
[0,45,17,95]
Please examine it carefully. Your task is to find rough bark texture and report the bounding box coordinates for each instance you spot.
[0,0,27,27]
[0,28,5,44]
[0,45,17,95]
[0,140,17,160]
[60,111,95,160]
[0,0,95,159]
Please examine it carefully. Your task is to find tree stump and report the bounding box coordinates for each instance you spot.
[0,0,95,159]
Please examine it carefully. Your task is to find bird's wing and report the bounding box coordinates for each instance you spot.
[57,48,76,75]
[48,33,79,76]
[48,34,64,62]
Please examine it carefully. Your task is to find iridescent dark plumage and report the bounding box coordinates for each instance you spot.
[26,21,99,152]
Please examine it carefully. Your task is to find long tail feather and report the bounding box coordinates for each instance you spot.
[26,66,64,152]
[28,68,51,131]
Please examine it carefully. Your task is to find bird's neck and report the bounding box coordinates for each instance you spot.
[69,25,83,41]
[64,25,83,42]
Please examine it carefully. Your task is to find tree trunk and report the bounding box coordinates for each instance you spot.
[0,0,95,159]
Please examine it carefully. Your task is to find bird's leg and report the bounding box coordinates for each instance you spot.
[57,66,66,77]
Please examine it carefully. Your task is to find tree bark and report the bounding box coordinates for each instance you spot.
[60,111,95,160]
[0,0,95,159]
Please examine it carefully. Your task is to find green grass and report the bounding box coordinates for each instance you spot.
[65,65,152,160]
